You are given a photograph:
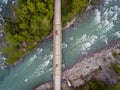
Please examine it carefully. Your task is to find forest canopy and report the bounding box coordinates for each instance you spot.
[3,0,54,64]
[3,0,98,64]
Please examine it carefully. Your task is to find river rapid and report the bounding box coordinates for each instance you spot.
[0,0,120,90]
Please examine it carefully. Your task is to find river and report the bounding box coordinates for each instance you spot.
[0,0,120,90]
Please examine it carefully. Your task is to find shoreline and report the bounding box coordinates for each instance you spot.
[8,0,98,68]
[4,0,104,88]
[1,0,104,88]
[44,0,101,40]
[34,37,120,90]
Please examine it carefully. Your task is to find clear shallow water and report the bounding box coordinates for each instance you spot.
[0,0,120,90]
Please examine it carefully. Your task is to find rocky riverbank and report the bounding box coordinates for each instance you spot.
[34,40,120,90]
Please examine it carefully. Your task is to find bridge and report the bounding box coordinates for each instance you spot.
[53,0,62,90]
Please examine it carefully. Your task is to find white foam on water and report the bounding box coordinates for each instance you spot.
[114,5,120,12]
[29,58,34,63]
[62,43,68,49]
[109,5,120,21]
[26,69,45,81]
[104,0,109,5]
[30,55,36,61]
[105,0,109,4]
[100,35,106,40]
[81,51,88,55]
[104,38,108,45]
[43,53,53,61]
[37,48,43,54]
[0,33,4,37]
[43,60,50,67]
[90,35,98,44]
[104,0,112,5]
[33,71,44,77]
[34,68,45,77]
[43,55,48,60]
[105,22,114,32]
[93,8,113,36]
[12,1,15,5]
[97,23,102,30]
[0,17,4,23]
[27,55,37,66]
[96,5,119,37]
[48,67,53,72]
[76,34,98,51]
[114,32,120,38]
[94,9,101,24]
[37,48,39,51]
[26,59,51,79]
[0,8,2,12]
[24,78,28,82]
[48,53,53,61]
[62,64,65,69]
[108,8,114,17]
[44,51,53,61]
[2,0,8,4]
[111,13,118,21]
[38,60,50,70]
[69,37,73,41]
[0,23,2,27]
[102,19,109,27]
[1,65,4,69]
[75,34,87,45]
[103,8,108,20]
[76,34,97,46]
[82,42,91,50]
[2,57,7,61]
[25,70,42,82]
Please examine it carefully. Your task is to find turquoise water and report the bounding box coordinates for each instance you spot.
[0,0,120,90]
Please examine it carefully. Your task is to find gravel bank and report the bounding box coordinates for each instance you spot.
[34,39,120,90]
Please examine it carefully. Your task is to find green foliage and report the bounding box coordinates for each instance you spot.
[112,52,120,60]
[91,0,100,5]
[73,79,108,90]
[112,64,120,75]
[62,0,88,26]
[112,52,118,57]
[6,51,24,65]
[109,83,120,90]
[1,45,24,65]
[3,0,54,65]
[76,79,120,90]
[3,0,99,65]
[85,80,108,90]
